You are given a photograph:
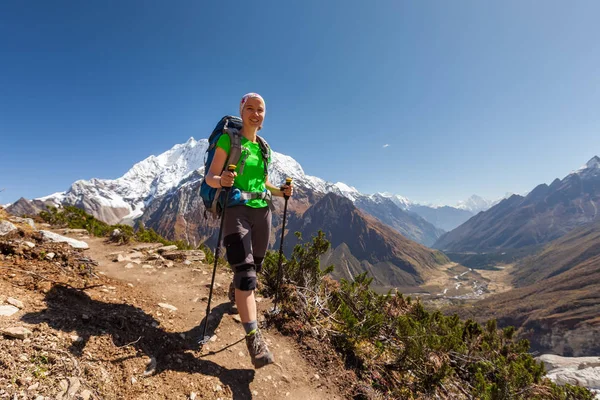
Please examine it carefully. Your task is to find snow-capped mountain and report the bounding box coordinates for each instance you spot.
[435,155,600,253]
[575,155,600,178]
[34,138,370,225]
[371,192,413,209]
[455,195,495,214]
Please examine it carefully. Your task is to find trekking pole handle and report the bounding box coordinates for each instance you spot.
[280,177,293,200]
[222,164,237,191]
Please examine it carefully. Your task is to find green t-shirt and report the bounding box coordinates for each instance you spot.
[216,134,271,208]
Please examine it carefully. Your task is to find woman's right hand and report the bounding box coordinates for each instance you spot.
[220,170,237,187]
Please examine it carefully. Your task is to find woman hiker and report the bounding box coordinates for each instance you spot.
[203,93,293,368]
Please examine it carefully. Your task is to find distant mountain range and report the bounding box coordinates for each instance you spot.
[6,137,495,243]
[457,215,600,356]
[434,156,600,253]
[5,137,469,290]
[284,193,450,289]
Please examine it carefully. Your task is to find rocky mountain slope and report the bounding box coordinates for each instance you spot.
[285,193,450,290]
[456,216,600,357]
[434,156,600,252]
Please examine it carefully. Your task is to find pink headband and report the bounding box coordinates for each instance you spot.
[239,93,265,116]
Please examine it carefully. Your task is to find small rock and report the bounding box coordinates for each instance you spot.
[214,384,222,392]
[286,392,290,397]
[314,374,320,380]
[64,377,81,397]
[23,241,36,248]
[35,396,45,400]
[165,261,174,268]
[27,382,39,391]
[45,252,55,260]
[281,374,291,383]
[0,221,17,236]
[210,335,217,342]
[70,335,83,342]
[143,357,157,377]
[80,389,92,400]
[232,315,242,323]
[82,314,90,320]
[110,228,123,241]
[157,245,178,253]
[124,263,135,269]
[131,376,137,384]
[127,283,134,288]
[19,354,28,362]
[117,254,126,262]
[158,303,177,311]
[238,351,245,357]
[133,243,163,251]
[2,327,33,339]
[7,297,24,309]
[142,265,154,269]
[183,260,192,266]
[189,392,197,400]
[252,391,258,396]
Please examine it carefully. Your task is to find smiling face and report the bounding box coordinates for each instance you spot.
[241,97,265,131]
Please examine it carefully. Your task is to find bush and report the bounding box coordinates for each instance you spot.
[39,205,197,250]
[261,230,595,400]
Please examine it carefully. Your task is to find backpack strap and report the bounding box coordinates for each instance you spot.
[223,118,243,170]
[256,135,271,177]
[207,117,244,216]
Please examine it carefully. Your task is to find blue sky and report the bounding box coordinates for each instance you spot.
[1,0,599,206]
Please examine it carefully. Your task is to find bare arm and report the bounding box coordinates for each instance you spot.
[266,176,293,198]
[205,147,236,188]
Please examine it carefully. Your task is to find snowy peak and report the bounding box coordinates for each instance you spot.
[371,192,413,209]
[456,195,494,214]
[330,182,361,202]
[576,156,600,174]
[34,136,360,223]
[585,155,600,169]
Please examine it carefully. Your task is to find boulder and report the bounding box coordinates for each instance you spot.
[39,230,89,249]
[0,221,17,236]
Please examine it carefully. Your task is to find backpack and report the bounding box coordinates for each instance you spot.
[199,115,271,218]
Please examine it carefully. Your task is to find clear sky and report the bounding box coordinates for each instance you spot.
[1,0,599,206]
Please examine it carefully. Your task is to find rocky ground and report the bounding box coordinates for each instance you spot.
[0,211,348,399]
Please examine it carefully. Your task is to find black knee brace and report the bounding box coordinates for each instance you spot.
[233,263,257,291]
[224,232,247,265]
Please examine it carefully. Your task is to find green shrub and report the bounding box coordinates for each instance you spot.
[261,230,595,400]
[39,205,197,250]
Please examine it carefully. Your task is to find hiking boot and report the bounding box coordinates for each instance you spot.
[228,281,238,314]
[245,330,274,369]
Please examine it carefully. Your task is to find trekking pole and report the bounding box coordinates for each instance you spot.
[272,177,293,313]
[199,164,237,346]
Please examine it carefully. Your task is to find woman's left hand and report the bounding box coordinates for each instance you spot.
[281,184,293,198]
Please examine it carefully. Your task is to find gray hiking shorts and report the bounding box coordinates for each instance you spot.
[223,205,272,291]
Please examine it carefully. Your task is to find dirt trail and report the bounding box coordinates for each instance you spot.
[0,229,343,400]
